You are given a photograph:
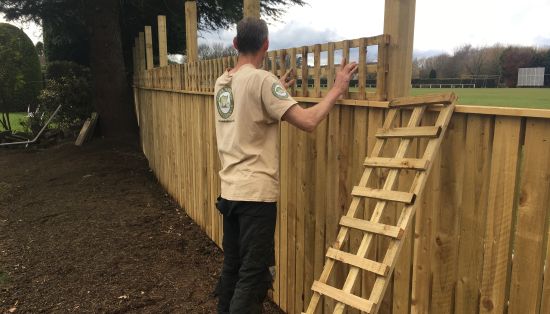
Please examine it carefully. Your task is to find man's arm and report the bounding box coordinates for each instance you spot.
[281,58,358,132]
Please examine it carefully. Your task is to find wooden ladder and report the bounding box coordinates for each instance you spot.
[303,92,457,314]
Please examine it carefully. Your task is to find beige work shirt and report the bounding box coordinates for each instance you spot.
[214,63,297,202]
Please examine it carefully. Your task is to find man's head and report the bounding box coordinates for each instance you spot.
[233,17,269,56]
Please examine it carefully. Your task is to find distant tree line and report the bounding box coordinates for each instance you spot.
[413,44,550,87]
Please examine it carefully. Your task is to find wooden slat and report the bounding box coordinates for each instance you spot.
[311,281,374,313]
[351,186,416,204]
[144,26,153,70]
[508,118,550,313]
[376,126,441,138]
[455,114,492,314]
[430,114,465,312]
[479,116,522,314]
[157,16,168,67]
[389,93,457,107]
[326,248,389,276]
[340,216,404,239]
[364,157,429,170]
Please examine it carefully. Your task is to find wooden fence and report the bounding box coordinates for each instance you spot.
[133,38,550,314]
[132,2,550,312]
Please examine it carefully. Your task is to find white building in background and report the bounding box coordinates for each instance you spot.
[517,67,545,87]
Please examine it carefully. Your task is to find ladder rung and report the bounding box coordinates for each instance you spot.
[340,216,404,239]
[326,248,390,276]
[311,281,374,313]
[376,126,441,138]
[351,186,416,204]
[389,92,457,108]
[364,157,429,170]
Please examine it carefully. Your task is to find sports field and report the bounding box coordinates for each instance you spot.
[411,88,550,109]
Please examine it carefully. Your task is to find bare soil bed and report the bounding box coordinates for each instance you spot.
[0,139,282,313]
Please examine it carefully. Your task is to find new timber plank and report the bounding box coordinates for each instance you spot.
[508,118,550,314]
[430,114,465,313]
[339,216,404,239]
[348,107,367,314]
[295,125,306,314]
[339,105,356,312]
[389,93,457,108]
[392,109,417,314]
[362,108,384,303]
[326,248,390,276]
[542,220,550,314]
[324,106,341,313]
[311,281,373,313]
[287,124,297,313]
[313,118,328,314]
[364,157,429,170]
[351,186,416,204]
[479,116,522,314]
[376,126,441,139]
[455,115,492,314]
[279,122,289,312]
[303,105,317,310]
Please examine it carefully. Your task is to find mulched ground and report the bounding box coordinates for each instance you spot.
[0,138,283,313]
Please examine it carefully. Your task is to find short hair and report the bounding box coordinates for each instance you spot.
[235,17,268,54]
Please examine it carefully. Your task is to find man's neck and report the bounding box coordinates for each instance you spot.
[229,52,264,74]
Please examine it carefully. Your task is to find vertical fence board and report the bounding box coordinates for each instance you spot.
[304,109,317,310]
[411,111,438,314]
[431,114,466,313]
[279,122,289,312]
[479,116,522,314]
[454,114,493,314]
[508,118,550,314]
[392,110,415,314]
[313,117,328,314]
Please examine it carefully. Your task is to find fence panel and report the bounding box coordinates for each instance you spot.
[133,36,550,314]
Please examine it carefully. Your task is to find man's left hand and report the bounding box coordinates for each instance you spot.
[279,69,296,89]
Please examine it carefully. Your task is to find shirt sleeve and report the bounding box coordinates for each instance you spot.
[260,74,297,121]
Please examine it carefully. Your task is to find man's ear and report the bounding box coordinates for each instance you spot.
[262,39,269,52]
[233,37,239,51]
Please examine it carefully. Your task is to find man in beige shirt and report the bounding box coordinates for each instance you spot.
[214,17,357,314]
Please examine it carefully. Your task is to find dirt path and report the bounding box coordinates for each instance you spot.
[0,139,283,313]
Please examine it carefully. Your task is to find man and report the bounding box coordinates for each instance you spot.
[214,17,358,313]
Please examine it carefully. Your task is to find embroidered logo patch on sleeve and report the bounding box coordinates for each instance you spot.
[216,87,234,119]
[271,82,289,99]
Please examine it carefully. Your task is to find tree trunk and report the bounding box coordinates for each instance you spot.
[86,0,137,137]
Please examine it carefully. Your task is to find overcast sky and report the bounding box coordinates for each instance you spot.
[2,0,550,57]
[200,0,550,56]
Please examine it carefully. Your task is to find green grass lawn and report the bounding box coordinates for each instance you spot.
[411,88,550,109]
[0,112,27,132]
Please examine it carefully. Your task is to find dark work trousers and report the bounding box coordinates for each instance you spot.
[215,196,277,314]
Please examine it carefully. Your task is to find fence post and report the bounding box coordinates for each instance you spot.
[138,32,146,72]
[383,0,416,99]
[185,1,198,63]
[144,26,154,69]
[244,0,260,18]
[158,15,168,67]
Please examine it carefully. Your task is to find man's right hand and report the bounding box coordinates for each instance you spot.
[333,58,359,95]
